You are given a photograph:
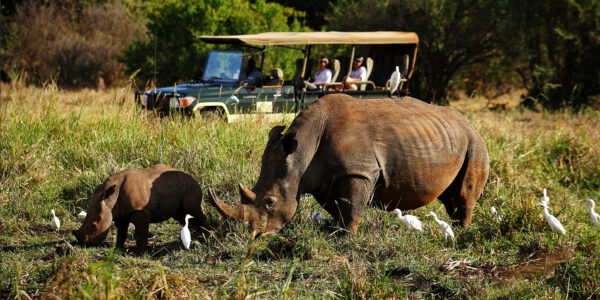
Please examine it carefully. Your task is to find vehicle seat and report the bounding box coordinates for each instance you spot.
[264,68,284,86]
[360,57,374,91]
[323,57,346,91]
[329,59,341,83]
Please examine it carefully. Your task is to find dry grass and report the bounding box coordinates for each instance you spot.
[1,83,599,298]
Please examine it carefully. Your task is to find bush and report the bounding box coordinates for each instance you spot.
[2,0,145,88]
[326,0,508,104]
[122,0,308,88]
[508,0,600,109]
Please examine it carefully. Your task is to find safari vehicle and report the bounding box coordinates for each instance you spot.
[134,31,419,122]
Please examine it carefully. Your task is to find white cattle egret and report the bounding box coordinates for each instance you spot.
[393,209,423,232]
[491,206,503,221]
[389,66,401,96]
[542,188,550,204]
[180,214,194,249]
[541,201,566,235]
[311,211,332,222]
[50,209,60,231]
[78,211,87,218]
[428,212,455,241]
[585,199,600,229]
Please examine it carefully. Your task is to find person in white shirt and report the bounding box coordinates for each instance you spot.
[343,55,366,90]
[304,57,332,91]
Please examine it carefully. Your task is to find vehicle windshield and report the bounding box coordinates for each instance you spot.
[202,50,243,81]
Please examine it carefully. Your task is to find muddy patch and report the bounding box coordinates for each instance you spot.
[440,249,574,282]
[29,224,67,234]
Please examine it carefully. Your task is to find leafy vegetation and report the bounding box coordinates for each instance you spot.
[327,0,508,104]
[2,0,599,108]
[1,0,600,109]
[505,0,600,109]
[121,0,308,87]
[1,0,145,88]
[326,0,600,108]
[1,83,599,298]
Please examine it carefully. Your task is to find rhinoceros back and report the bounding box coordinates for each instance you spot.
[306,95,488,210]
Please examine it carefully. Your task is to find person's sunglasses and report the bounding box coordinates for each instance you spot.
[355,59,363,63]
[320,61,328,64]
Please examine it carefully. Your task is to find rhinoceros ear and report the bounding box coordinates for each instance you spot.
[101,185,117,201]
[268,126,286,143]
[282,132,298,155]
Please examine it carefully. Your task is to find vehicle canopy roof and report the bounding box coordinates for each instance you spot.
[198,31,419,45]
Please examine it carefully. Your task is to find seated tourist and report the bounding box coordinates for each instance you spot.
[304,57,332,91]
[342,55,367,91]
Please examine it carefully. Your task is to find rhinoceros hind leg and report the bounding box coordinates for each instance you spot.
[439,148,489,227]
[323,175,373,234]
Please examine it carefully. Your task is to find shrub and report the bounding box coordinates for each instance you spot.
[122,0,308,88]
[2,0,146,88]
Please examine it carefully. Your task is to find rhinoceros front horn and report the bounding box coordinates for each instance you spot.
[208,188,249,221]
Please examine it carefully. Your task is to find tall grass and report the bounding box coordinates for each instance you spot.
[1,83,599,298]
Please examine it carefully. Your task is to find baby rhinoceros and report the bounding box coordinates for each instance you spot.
[74,164,207,254]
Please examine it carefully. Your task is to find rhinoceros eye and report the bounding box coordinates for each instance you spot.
[265,204,273,213]
[264,197,276,212]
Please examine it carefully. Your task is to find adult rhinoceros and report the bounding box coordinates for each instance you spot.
[209,94,489,237]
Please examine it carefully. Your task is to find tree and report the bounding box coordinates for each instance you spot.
[122,0,308,87]
[270,0,338,28]
[2,0,145,88]
[507,0,600,109]
[327,0,508,104]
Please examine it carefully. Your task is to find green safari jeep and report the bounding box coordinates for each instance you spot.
[135,31,419,122]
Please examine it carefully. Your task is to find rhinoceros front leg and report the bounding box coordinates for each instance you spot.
[182,188,209,240]
[114,220,129,249]
[130,211,150,255]
[323,175,373,234]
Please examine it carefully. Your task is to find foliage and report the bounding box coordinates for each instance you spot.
[326,0,509,104]
[122,0,308,88]
[271,0,338,28]
[1,85,600,298]
[3,0,598,109]
[1,0,145,88]
[326,0,600,108]
[506,0,600,109]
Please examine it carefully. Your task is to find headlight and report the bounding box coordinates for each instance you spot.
[169,96,196,108]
